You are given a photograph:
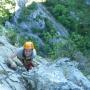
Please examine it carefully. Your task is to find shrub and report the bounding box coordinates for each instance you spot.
[70,32,90,52]
[0,0,15,24]
[18,2,37,23]
[5,28,17,45]
[53,4,67,17]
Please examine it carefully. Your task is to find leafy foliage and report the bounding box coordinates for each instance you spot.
[18,2,37,23]
[45,0,90,33]
[0,0,15,24]
[0,0,90,60]
[44,0,90,58]
[32,18,60,59]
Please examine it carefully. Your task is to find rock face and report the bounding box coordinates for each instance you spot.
[0,35,90,90]
[5,0,68,37]
[23,57,90,90]
[0,36,26,90]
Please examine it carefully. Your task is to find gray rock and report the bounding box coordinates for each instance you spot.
[73,52,87,70]
[87,75,90,81]
[23,65,70,90]
[9,1,68,38]
[5,21,15,29]
[13,9,22,24]
[15,0,27,9]
[55,58,90,90]
[19,22,32,30]
[68,81,83,90]
[0,36,26,90]
[85,0,90,5]
[22,57,90,90]
[0,31,90,90]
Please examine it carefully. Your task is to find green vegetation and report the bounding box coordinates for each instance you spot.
[44,0,90,58]
[0,0,90,60]
[58,32,90,60]
[32,18,60,59]
[18,2,37,23]
[45,0,90,34]
[0,0,15,24]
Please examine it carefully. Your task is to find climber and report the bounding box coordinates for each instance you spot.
[7,41,37,71]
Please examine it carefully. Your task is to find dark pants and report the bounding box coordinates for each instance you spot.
[22,59,34,71]
[25,61,34,71]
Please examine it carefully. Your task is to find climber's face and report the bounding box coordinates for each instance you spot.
[24,49,33,57]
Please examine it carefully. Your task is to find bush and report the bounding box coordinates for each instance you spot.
[48,32,90,59]
[44,0,90,35]
[5,28,17,45]
[0,0,15,24]
[70,32,90,52]
[44,0,90,59]
[53,4,67,17]
[18,2,37,23]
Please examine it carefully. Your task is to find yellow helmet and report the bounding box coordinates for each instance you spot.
[23,41,34,49]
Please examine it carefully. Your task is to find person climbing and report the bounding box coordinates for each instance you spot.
[7,41,37,71]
